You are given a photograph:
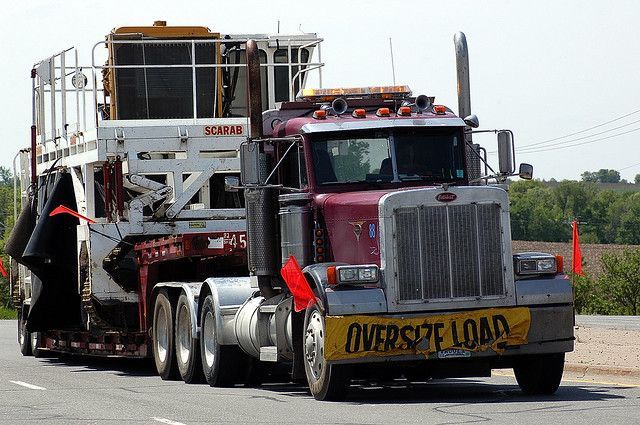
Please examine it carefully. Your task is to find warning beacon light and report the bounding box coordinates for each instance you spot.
[297,85,412,102]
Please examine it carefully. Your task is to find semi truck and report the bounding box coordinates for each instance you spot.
[8,22,574,401]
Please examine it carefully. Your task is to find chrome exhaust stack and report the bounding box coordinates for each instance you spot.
[243,40,278,297]
[454,32,471,121]
[454,32,483,183]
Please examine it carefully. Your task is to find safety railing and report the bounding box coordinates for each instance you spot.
[31,35,324,152]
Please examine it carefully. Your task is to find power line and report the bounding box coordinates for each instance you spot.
[516,118,640,152]
[518,126,640,154]
[618,162,640,172]
[517,108,640,149]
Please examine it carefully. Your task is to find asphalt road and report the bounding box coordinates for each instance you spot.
[1,320,639,425]
[576,315,640,331]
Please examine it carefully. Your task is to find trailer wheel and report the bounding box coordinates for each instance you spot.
[175,293,204,384]
[199,294,244,387]
[514,353,565,395]
[18,311,32,356]
[303,305,350,401]
[152,289,179,380]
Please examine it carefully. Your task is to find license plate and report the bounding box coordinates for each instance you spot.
[324,307,531,361]
[437,349,471,359]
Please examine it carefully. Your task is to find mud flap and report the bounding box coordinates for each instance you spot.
[18,172,82,331]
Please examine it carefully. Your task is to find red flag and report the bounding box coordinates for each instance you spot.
[49,205,96,224]
[572,221,583,276]
[0,257,7,278]
[280,256,318,312]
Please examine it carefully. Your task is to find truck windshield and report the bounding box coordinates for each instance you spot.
[310,127,465,185]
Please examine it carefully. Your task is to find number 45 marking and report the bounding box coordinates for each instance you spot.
[223,233,247,249]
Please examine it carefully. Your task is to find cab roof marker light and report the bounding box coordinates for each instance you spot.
[376,107,390,117]
[397,106,412,116]
[313,109,327,120]
[434,105,447,114]
[352,109,367,118]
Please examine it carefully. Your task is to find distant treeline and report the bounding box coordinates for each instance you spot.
[509,179,640,244]
[0,166,15,315]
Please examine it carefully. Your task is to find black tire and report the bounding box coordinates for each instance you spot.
[199,294,247,387]
[18,311,32,356]
[514,353,565,395]
[152,289,179,380]
[175,293,204,384]
[303,304,350,401]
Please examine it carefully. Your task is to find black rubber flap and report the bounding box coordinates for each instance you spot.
[23,172,82,331]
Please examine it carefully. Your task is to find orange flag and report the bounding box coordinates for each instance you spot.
[49,205,96,224]
[572,221,583,276]
[0,257,7,278]
[280,256,318,312]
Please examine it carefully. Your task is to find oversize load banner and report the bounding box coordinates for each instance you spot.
[324,307,531,361]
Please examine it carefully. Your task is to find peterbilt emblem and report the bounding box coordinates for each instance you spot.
[348,221,365,241]
[436,193,457,203]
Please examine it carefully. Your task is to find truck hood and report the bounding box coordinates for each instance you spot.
[315,189,431,265]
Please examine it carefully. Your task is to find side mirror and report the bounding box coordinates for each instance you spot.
[497,130,515,174]
[518,163,533,180]
[224,176,240,192]
[463,114,479,128]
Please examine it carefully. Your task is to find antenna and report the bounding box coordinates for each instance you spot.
[389,37,396,85]
[277,20,280,34]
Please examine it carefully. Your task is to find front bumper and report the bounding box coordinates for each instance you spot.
[325,304,574,365]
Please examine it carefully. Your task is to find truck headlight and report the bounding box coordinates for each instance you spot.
[514,254,557,275]
[327,265,380,285]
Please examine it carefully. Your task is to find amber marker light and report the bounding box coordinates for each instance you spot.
[397,106,412,116]
[555,255,564,274]
[313,109,327,119]
[376,107,390,117]
[352,109,367,118]
[327,266,337,285]
[434,105,447,114]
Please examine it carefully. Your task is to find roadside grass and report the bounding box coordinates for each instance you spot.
[0,306,17,319]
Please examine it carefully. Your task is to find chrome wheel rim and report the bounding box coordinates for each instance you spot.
[177,304,191,365]
[30,332,38,351]
[156,305,168,363]
[203,310,216,368]
[18,319,24,346]
[305,310,325,381]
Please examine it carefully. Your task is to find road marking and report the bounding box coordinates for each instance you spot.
[492,370,640,388]
[152,417,187,425]
[9,380,46,390]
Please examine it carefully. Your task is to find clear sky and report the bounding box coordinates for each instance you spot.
[2,1,639,181]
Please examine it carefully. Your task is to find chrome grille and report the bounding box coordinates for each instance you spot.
[393,203,505,302]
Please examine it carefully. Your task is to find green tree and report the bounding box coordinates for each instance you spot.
[0,166,15,314]
[614,192,640,244]
[599,249,640,315]
[588,189,624,243]
[635,173,640,185]
[581,169,620,183]
[509,180,567,241]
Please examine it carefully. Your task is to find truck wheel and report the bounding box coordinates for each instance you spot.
[175,293,204,383]
[303,305,350,401]
[199,294,245,387]
[18,313,32,356]
[152,289,179,380]
[514,353,565,395]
